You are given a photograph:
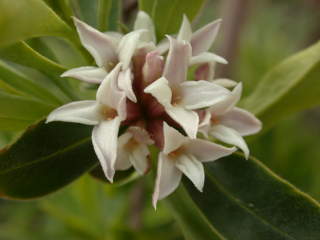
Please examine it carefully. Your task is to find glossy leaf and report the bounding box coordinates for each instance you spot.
[181,153,320,240]
[241,40,320,131]
[139,0,206,40]
[0,121,98,199]
[0,0,76,48]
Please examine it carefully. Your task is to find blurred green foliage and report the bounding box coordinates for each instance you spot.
[0,0,320,239]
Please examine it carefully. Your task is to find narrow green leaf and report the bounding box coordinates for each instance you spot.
[97,0,112,32]
[0,91,55,131]
[139,0,206,40]
[0,0,76,47]
[184,153,320,240]
[0,121,98,199]
[241,40,320,131]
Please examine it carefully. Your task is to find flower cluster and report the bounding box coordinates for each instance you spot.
[46,12,262,208]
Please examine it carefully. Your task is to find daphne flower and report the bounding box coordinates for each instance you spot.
[115,126,154,175]
[152,123,236,208]
[61,12,155,85]
[47,64,127,182]
[199,83,262,159]
[144,37,231,138]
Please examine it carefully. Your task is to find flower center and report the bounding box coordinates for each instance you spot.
[171,87,182,106]
[105,61,118,72]
[101,106,117,120]
[211,116,220,125]
[168,147,185,159]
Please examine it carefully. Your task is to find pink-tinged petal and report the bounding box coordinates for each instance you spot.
[212,78,238,88]
[163,37,191,86]
[129,144,150,175]
[92,117,121,182]
[210,125,249,159]
[129,126,154,145]
[165,105,199,139]
[185,138,236,162]
[118,30,146,69]
[115,132,133,170]
[143,51,164,84]
[163,122,188,154]
[180,80,231,110]
[190,52,227,66]
[191,19,222,56]
[134,11,156,42]
[46,100,99,125]
[72,17,117,67]
[61,66,107,84]
[219,107,262,136]
[118,69,137,102]
[144,77,172,106]
[195,62,215,81]
[209,82,242,116]
[152,152,182,209]
[175,154,205,192]
[177,15,192,42]
[198,110,211,137]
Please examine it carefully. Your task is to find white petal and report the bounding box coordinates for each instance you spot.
[156,38,170,55]
[212,78,238,88]
[92,117,121,182]
[118,69,137,102]
[144,77,172,106]
[72,17,117,67]
[46,100,99,125]
[143,51,164,84]
[152,153,182,209]
[165,105,199,139]
[210,125,249,159]
[163,122,188,154]
[177,15,192,42]
[163,37,191,86]
[185,138,236,162]
[191,19,221,56]
[134,11,156,43]
[115,132,133,171]
[118,30,146,69]
[61,66,107,84]
[128,126,154,145]
[208,82,242,116]
[198,110,211,137]
[129,144,150,175]
[190,52,227,66]
[180,80,231,110]
[175,154,205,192]
[219,107,262,136]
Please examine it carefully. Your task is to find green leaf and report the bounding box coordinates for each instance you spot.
[139,0,206,40]
[0,121,98,199]
[241,40,320,131]
[0,92,56,131]
[181,153,320,240]
[0,0,76,48]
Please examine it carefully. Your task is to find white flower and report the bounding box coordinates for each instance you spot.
[152,122,236,208]
[199,83,262,159]
[47,64,126,182]
[61,12,155,85]
[144,37,231,138]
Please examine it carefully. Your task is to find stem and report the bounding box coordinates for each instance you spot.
[128,180,145,230]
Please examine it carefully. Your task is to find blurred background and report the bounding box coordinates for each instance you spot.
[0,0,320,239]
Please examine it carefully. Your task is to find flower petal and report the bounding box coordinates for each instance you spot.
[115,132,133,170]
[195,62,215,81]
[92,117,121,182]
[180,80,231,110]
[155,38,170,55]
[208,82,242,116]
[219,107,262,136]
[190,19,221,56]
[118,69,137,102]
[46,100,99,125]
[134,11,156,43]
[61,66,107,84]
[175,154,205,192]
[185,138,236,162]
[144,77,172,106]
[118,30,146,69]
[153,152,182,209]
[143,51,164,84]
[165,105,199,139]
[163,122,188,154]
[190,52,227,66]
[163,37,191,86]
[177,15,192,42]
[212,78,238,88]
[72,17,117,67]
[210,125,249,159]
[129,144,150,175]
